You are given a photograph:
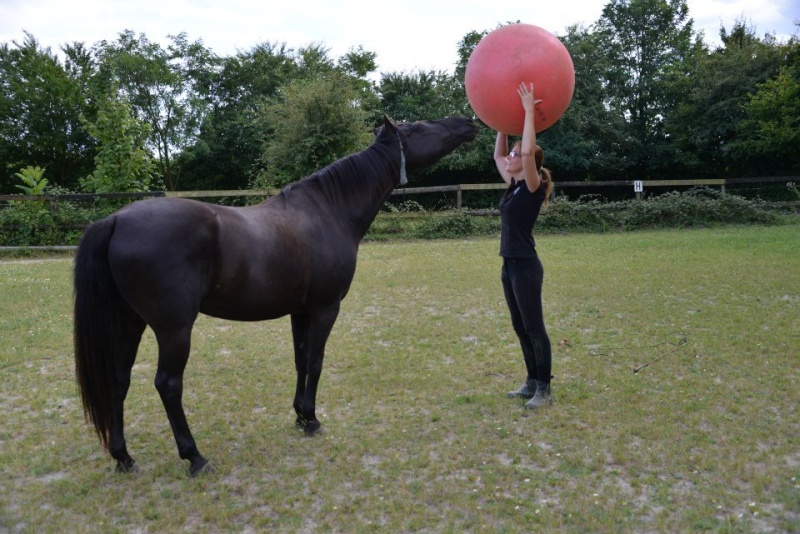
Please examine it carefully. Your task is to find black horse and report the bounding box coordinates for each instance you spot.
[74,116,477,475]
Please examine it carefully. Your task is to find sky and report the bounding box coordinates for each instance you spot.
[1,0,798,76]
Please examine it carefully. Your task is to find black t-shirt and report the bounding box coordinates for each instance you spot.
[499,178,545,258]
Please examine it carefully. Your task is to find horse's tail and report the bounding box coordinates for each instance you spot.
[74,216,121,449]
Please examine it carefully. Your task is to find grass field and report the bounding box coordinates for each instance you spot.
[1,225,798,532]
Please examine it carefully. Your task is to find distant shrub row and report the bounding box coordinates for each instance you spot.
[367,187,796,240]
[0,188,795,247]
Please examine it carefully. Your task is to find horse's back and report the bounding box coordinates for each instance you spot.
[110,197,220,266]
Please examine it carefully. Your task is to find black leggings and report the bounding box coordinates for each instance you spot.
[501,256,552,383]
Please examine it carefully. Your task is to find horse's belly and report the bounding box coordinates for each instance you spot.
[201,306,287,322]
[199,287,300,322]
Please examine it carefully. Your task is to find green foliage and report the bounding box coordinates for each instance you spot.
[617,187,782,229]
[93,31,218,190]
[80,92,154,193]
[365,188,790,240]
[3,166,56,246]
[593,0,697,177]
[733,65,800,172]
[380,71,466,122]
[541,25,633,180]
[0,197,114,246]
[2,165,123,246]
[0,33,96,192]
[177,42,301,190]
[412,211,477,239]
[13,166,48,195]
[252,71,374,188]
[540,187,783,232]
[539,195,618,232]
[667,21,788,177]
[336,45,377,78]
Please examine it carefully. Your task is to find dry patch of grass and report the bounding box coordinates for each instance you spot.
[1,226,799,532]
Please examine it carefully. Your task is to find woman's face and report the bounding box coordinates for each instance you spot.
[505,146,522,173]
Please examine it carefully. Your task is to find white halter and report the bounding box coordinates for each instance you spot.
[398,135,408,186]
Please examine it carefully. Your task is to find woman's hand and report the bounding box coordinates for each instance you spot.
[517,82,542,113]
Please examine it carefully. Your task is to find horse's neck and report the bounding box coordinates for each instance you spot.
[270,144,400,239]
[325,144,400,239]
[357,146,400,234]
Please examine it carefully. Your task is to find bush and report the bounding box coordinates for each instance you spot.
[0,196,116,246]
[412,211,476,239]
[1,188,793,247]
[539,195,621,233]
[618,187,782,230]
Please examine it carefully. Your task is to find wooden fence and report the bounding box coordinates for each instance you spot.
[1,176,796,251]
[2,175,797,210]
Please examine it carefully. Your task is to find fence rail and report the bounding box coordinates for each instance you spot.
[0,176,800,213]
[2,176,797,209]
[394,176,798,208]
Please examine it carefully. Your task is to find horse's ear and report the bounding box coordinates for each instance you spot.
[382,114,398,135]
[373,114,398,137]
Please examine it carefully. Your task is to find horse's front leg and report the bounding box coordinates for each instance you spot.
[290,313,310,428]
[153,324,211,476]
[292,304,340,435]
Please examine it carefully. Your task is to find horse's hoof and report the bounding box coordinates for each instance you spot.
[189,457,215,477]
[115,459,140,474]
[295,415,307,428]
[303,420,322,435]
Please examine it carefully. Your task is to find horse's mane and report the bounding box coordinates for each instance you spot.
[273,127,400,211]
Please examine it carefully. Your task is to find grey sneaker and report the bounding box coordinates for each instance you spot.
[524,381,552,409]
[508,379,537,399]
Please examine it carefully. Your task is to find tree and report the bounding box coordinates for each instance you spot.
[668,21,788,177]
[177,42,300,190]
[93,31,218,190]
[594,0,697,178]
[80,89,154,193]
[337,45,382,124]
[379,70,462,122]
[535,24,631,181]
[0,33,96,192]
[252,71,374,188]
[733,65,800,173]
[337,45,377,79]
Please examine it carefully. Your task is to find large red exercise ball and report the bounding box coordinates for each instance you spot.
[465,23,575,134]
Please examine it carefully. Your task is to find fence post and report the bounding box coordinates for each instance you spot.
[457,188,462,210]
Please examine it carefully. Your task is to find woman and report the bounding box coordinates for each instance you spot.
[494,82,554,410]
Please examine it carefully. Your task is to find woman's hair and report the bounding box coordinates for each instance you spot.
[535,145,554,209]
[511,142,554,209]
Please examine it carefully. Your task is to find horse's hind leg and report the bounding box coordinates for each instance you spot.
[153,325,210,476]
[110,313,146,473]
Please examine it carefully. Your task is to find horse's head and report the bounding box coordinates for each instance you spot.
[379,115,477,174]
